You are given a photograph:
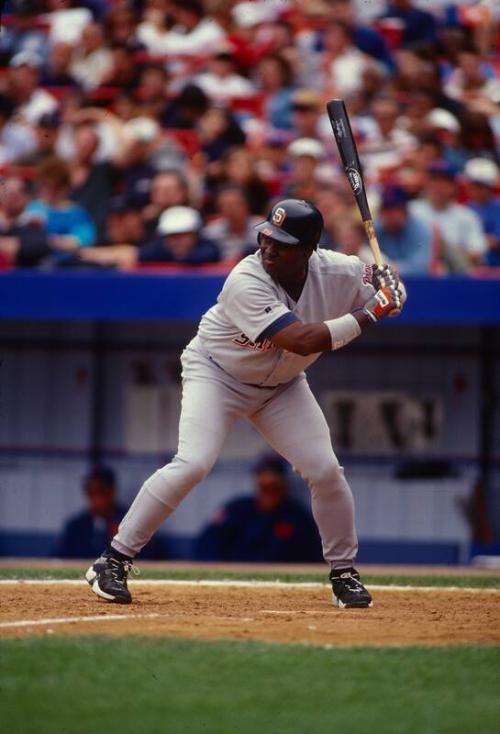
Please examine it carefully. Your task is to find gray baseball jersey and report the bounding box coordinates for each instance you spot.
[197,248,376,386]
[112,247,376,571]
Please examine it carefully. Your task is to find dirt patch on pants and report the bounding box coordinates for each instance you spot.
[1,582,499,647]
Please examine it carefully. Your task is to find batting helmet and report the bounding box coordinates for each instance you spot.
[254,199,324,248]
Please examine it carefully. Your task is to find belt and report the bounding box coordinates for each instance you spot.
[207,354,280,390]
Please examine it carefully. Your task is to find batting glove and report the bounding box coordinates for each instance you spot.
[372,264,400,292]
[363,286,402,322]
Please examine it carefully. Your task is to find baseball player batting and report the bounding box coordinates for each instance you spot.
[86,199,405,608]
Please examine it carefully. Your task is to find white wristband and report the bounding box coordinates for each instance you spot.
[323,313,361,351]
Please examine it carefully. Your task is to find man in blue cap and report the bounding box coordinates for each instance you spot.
[375,184,433,274]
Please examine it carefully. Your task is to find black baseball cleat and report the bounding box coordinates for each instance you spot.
[330,568,373,608]
[85,551,135,604]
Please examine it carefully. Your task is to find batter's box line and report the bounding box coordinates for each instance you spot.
[0,579,498,593]
[0,612,162,630]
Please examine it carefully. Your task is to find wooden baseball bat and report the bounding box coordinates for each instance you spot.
[326,98,383,267]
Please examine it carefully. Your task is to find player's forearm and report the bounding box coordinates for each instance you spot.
[270,316,366,356]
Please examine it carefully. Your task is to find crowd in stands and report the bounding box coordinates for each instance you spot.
[0,0,499,273]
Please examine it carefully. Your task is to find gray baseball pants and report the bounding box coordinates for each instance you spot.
[113,338,358,569]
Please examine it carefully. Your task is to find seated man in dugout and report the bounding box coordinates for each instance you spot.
[195,453,323,563]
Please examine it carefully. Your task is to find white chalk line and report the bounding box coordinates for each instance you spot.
[0,579,498,593]
[0,612,161,629]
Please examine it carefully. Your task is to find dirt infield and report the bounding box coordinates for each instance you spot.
[1,581,499,647]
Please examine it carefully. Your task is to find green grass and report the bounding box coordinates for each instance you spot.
[0,565,499,588]
[1,637,499,734]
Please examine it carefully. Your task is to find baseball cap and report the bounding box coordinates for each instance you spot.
[429,160,459,180]
[37,110,61,128]
[124,116,160,144]
[253,453,289,476]
[463,157,498,187]
[9,50,43,69]
[232,1,275,27]
[109,194,139,214]
[292,89,322,110]
[157,206,201,236]
[84,465,116,489]
[380,184,408,209]
[427,108,460,133]
[287,137,326,160]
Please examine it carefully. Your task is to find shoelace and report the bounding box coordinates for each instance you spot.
[108,559,139,583]
[338,573,365,594]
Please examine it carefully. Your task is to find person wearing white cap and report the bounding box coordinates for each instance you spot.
[194,47,256,102]
[159,0,225,56]
[284,137,326,201]
[8,51,58,126]
[138,206,220,265]
[463,158,500,267]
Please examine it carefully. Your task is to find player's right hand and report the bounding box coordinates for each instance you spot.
[363,286,402,322]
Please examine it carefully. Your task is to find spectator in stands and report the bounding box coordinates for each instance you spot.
[138,206,220,265]
[324,0,394,71]
[375,184,433,274]
[70,122,118,241]
[460,111,499,164]
[283,138,326,202]
[105,5,144,53]
[254,129,291,185]
[362,96,416,177]
[463,158,500,267]
[55,466,168,559]
[228,1,277,72]
[136,0,173,55]
[206,146,269,217]
[330,217,381,264]
[199,106,246,166]
[0,93,36,164]
[142,170,191,239]
[194,47,255,102]
[425,107,465,171]
[99,43,140,90]
[290,89,324,141]
[203,185,260,261]
[315,183,353,248]
[119,116,162,208]
[400,89,439,138]
[16,110,61,168]
[136,64,170,124]
[70,22,113,92]
[105,195,145,247]
[162,84,209,130]
[0,177,51,268]
[44,0,92,46]
[24,157,97,263]
[40,42,77,89]
[257,53,295,131]
[378,0,438,49]
[444,50,500,109]
[400,132,443,194]
[322,20,379,98]
[160,0,226,56]
[409,161,487,271]
[195,453,322,563]
[8,51,58,126]
[0,0,48,67]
